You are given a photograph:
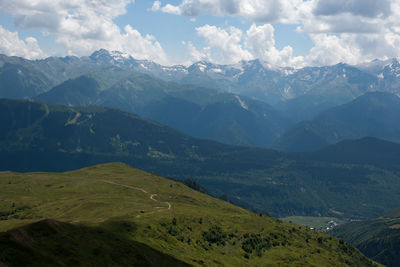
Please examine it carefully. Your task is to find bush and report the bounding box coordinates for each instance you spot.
[202,226,227,246]
[241,233,271,256]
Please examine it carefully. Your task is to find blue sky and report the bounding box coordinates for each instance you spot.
[0,0,398,67]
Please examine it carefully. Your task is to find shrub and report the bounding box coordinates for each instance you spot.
[241,233,271,256]
[202,226,227,246]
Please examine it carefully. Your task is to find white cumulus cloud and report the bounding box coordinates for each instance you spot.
[0,25,45,59]
[162,0,400,67]
[245,24,305,68]
[188,23,304,67]
[150,1,162,11]
[2,0,400,67]
[294,0,400,65]
[0,0,169,64]
[159,0,303,23]
[305,34,362,66]
[313,0,391,18]
[194,24,253,64]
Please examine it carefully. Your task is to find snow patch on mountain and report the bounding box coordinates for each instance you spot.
[109,50,131,61]
[235,95,248,110]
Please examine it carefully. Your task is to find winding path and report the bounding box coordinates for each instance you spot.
[101,180,171,217]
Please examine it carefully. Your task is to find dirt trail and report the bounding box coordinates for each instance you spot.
[101,180,171,217]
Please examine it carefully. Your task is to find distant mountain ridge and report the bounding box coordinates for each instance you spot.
[2,50,400,149]
[274,92,400,151]
[301,137,400,170]
[2,50,400,109]
[35,74,292,148]
[86,50,400,119]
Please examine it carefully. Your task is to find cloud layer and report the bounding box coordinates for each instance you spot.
[0,0,168,64]
[0,25,45,59]
[160,0,400,67]
[188,23,304,67]
[160,0,302,23]
[313,0,391,18]
[1,0,400,67]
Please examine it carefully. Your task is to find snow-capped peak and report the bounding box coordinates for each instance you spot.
[90,49,133,63]
[109,50,131,61]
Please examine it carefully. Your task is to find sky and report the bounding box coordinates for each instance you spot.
[0,0,399,68]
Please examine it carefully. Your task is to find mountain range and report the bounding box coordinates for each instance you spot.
[35,74,291,148]
[2,50,400,150]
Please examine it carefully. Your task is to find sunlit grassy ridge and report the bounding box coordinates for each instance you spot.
[0,163,377,266]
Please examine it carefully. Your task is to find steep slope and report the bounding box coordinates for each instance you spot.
[143,57,380,121]
[0,63,52,99]
[0,51,389,123]
[301,137,400,171]
[277,63,379,121]
[37,74,291,148]
[369,58,400,95]
[0,53,136,92]
[4,51,400,113]
[332,207,400,267]
[36,75,101,106]
[0,163,376,266]
[4,51,400,147]
[96,73,171,113]
[275,92,400,152]
[0,98,282,174]
[161,59,380,120]
[1,99,400,220]
[0,219,189,267]
[141,93,291,148]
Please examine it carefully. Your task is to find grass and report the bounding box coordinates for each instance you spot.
[0,163,378,266]
[0,219,190,267]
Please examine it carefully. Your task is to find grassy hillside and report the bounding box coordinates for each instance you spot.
[0,163,377,266]
[0,219,189,267]
[332,207,400,267]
